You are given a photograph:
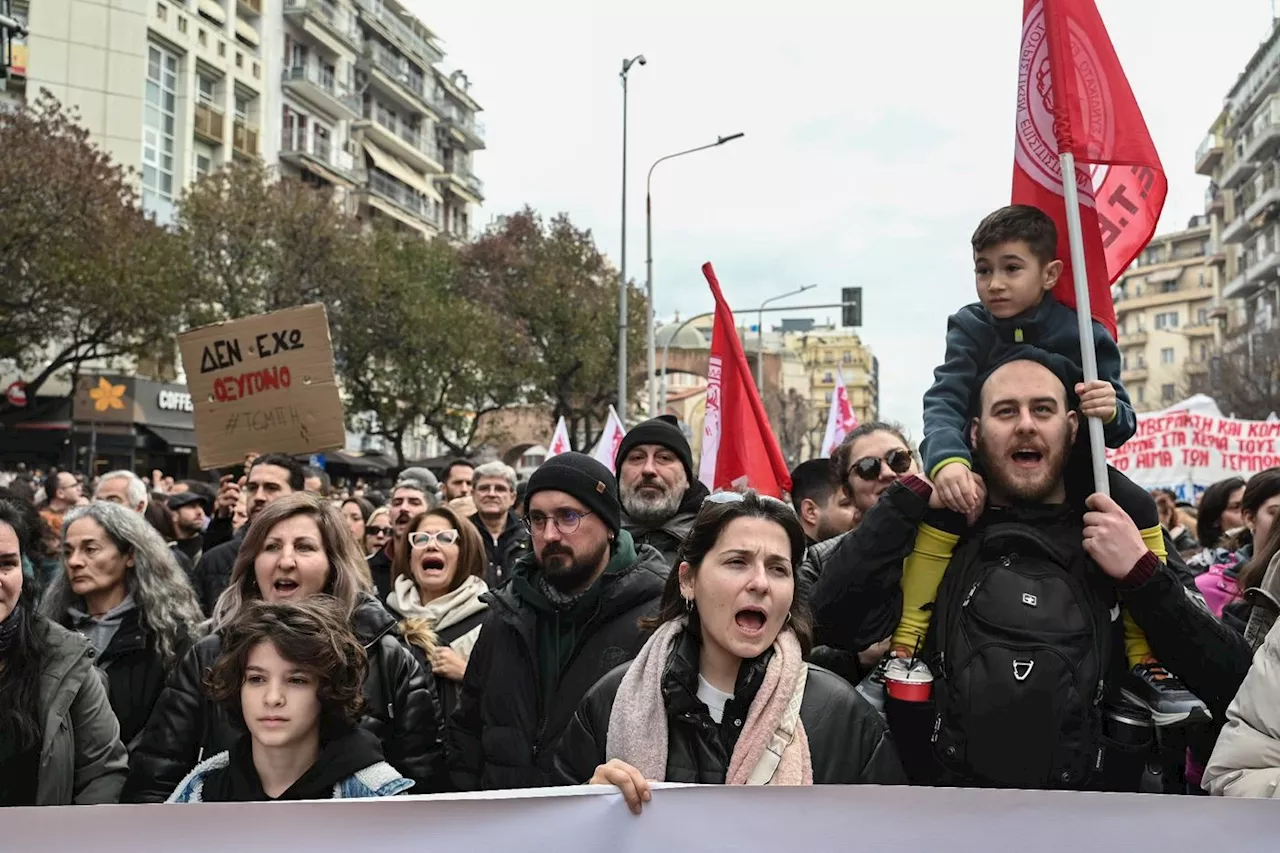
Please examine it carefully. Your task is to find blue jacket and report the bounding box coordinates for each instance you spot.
[921,294,1135,477]
[166,751,414,802]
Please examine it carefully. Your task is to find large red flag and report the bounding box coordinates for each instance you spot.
[698,263,792,497]
[1012,0,1166,339]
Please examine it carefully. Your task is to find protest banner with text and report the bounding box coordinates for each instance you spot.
[1106,409,1280,490]
[178,304,346,470]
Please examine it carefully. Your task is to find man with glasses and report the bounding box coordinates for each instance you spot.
[468,461,530,588]
[449,452,667,791]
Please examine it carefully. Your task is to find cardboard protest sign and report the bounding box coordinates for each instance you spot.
[178,304,346,470]
[1106,409,1280,490]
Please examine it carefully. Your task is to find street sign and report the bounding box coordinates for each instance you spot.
[841,287,862,327]
[5,380,27,407]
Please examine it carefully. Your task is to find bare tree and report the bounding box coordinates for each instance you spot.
[1198,329,1280,419]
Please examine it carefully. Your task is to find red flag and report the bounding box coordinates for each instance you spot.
[1012,0,1166,339]
[697,263,792,497]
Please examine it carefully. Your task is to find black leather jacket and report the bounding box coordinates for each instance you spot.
[122,595,447,801]
[553,629,906,786]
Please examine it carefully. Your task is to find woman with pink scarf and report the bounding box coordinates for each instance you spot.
[553,490,905,812]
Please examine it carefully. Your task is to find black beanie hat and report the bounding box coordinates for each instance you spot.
[524,452,622,535]
[615,414,694,481]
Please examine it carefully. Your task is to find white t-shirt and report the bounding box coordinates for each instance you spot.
[696,674,734,725]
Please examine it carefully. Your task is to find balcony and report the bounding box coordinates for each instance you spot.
[1196,132,1224,176]
[439,161,484,201]
[1205,183,1225,215]
[1119,331,1148,346]
[279,128,355,184]
[1245,95,1280,163]
[357,100,442,172]
[1220,143,1257,190]
[282,0,362,50]
[1121,367,1148,384]
[361,41,439,118]
[438,103,486,149]
[365,168,442,227]
[194,101,225,144]
[1184,360,1210,377]
[352,0,442,67]
[282,64,360,119]
[1224,269,1252,300]
[1246,243,1280,285]
[232,119,260,158]
[237,0,262,15]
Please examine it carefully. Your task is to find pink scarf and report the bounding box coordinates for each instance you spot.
[605,617,813,785]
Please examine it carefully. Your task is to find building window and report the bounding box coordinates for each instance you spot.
[1154,311,1179,329]
[1199,343,1209,362]
[1161,384,1176,402]
[1161,280,1178,294]
[197,73,215,104]
[195,154,211,176]
[1198,271,1207,288]
[198,28,207,46]
[177,15,187,32]
[157,2,167,20]
[1161,347,1175,364]
[842,350,852,363]
[1196,307,1208,326]
[142,43,178,211]
[825,391,833,404]
[1136,385,1145,404]
[235,93,249,122]
[822,371,833,383]
[218,41,226,57]
[235,51,243,68]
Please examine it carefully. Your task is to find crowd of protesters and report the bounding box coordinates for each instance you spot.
[2,205,1280,807]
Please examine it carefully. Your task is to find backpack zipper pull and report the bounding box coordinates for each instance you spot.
[962,582,980,607]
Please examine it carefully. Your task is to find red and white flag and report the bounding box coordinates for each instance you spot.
[697,263,792,497]
[591,405,627,471]
[1012,0,1166,339]
[546,416,571,458]
[820,366,859,457]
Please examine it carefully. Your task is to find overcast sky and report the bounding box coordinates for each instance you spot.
[411,0,1273,443]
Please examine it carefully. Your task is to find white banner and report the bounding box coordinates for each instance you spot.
[591,405,627,471]
[9,784,1278,852]
[1105,409,1280,490]
[547,416,571,458]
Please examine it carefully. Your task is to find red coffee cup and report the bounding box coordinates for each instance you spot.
[884,660,933,702]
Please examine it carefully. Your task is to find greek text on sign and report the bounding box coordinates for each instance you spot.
[1105,410,1280,489]
[177,304,345,470]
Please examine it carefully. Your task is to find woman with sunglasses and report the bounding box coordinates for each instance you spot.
[554,490,904,809]
[362,507,393,559]
[386,507,489,718]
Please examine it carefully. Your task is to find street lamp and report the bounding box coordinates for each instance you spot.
[645,132,745,417]
[659,311,714,413]
[757,285,815,391]
[617,53,646,420]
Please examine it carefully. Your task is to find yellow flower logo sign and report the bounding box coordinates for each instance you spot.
[88,378,127,412]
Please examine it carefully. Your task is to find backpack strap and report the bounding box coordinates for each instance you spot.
[745,664,808,786]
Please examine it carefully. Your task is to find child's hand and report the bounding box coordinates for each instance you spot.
[934,462,980,515]
[1075,380,1117,421]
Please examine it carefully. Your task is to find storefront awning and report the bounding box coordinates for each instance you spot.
[142,424,198,448]
[1144,268,1183,285]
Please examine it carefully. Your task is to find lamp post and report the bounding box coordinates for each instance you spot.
[659,311,715,413]
[645,132,745,417]
[617,54,646,420]
[756,285,815,391]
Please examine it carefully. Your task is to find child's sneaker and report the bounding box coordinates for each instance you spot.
[1121,661,1210,727]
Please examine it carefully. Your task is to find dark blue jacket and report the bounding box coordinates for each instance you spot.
[921,295,1135,477]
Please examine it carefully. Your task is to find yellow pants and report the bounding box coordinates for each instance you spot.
[893,524,1165,668]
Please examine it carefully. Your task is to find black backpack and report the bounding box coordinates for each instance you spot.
[926,522,1113,789]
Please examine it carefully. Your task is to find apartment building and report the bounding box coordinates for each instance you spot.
[1111,217,1219,411]
[783,323,879,458]
[1196,20,1280,356]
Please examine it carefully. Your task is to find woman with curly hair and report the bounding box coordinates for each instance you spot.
[167,597,412,801]
[39,501,204,748]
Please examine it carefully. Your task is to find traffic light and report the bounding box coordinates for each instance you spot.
[841,287,862,327]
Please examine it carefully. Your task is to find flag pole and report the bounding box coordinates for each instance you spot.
[1058,151,1111,498]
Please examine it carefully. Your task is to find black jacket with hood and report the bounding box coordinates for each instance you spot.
[123,594,447,802]
[447,530,668,791]
[471,510,531,589]
[621,478,710,568]
[192,526,247,616]
[552,628,906,786]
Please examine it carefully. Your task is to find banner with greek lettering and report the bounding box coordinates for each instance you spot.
[1106,409,1280,490]
[9,785,1276,852]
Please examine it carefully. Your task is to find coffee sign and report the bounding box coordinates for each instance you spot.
[157,389,193,413]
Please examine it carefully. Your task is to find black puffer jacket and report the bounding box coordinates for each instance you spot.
[191,526,246,616]
[448,535,668,791]
[552,629,906,785]
[471,511,531,589]
[122,595,447,802]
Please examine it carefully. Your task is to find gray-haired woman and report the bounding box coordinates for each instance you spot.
[40,501,204,750]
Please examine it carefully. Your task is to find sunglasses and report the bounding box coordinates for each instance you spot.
[366,526,393,537]
[408,530,460,548]
[848,448,913,482]
[703,491,797,515]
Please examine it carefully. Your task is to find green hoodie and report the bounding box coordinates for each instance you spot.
[510,530,639,714]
